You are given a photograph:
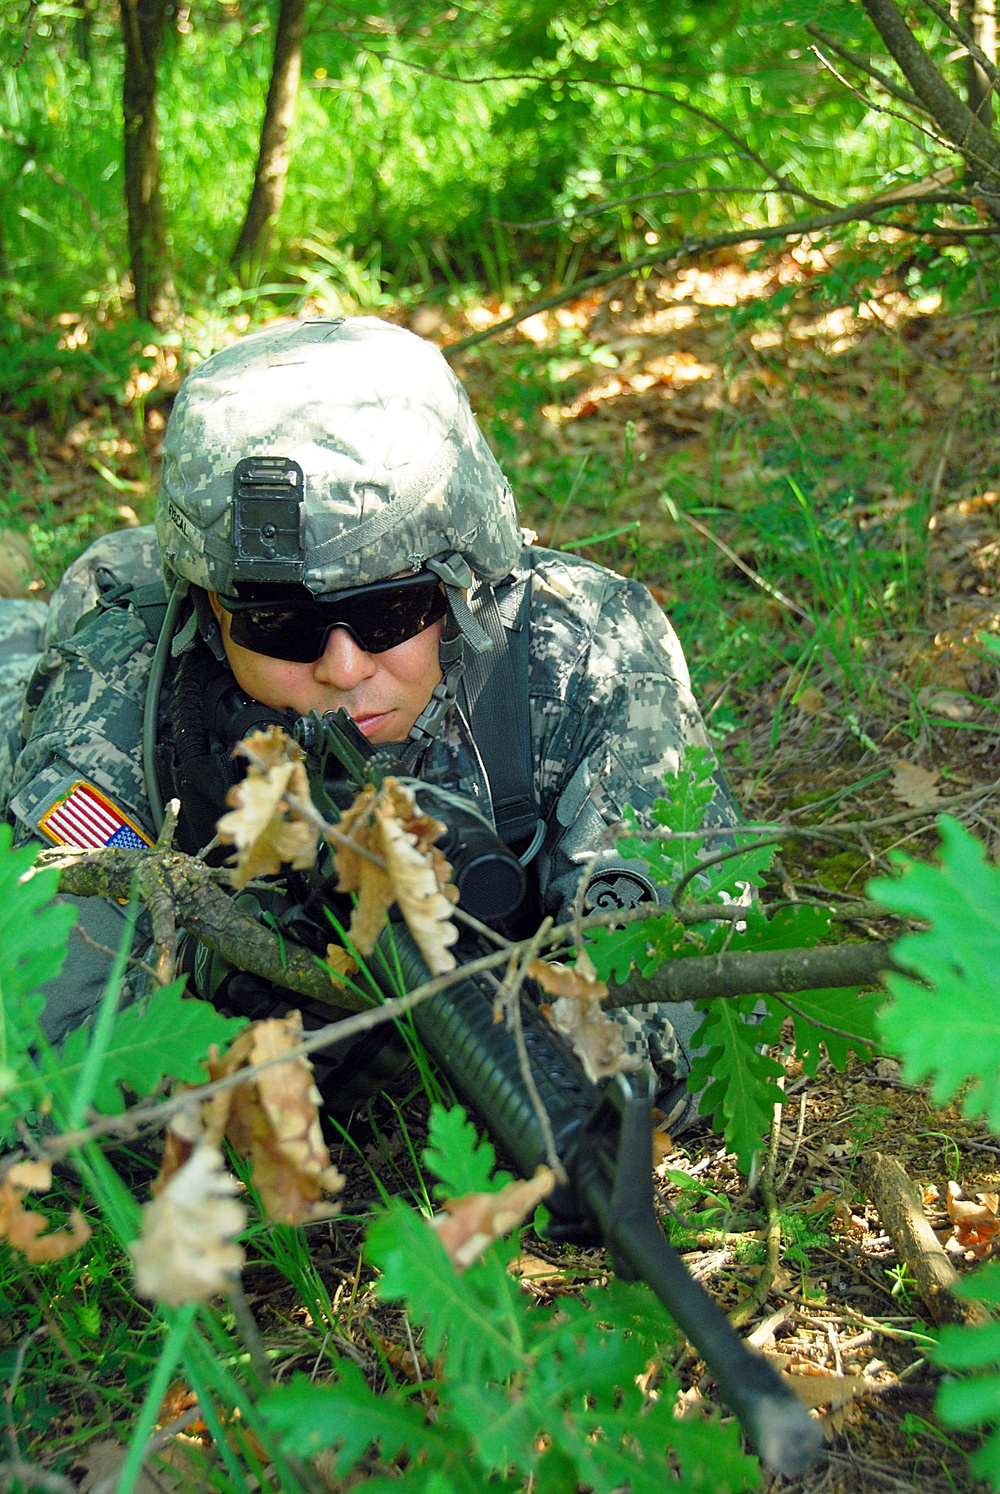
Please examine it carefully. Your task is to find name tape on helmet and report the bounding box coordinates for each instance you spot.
[168,501,205,553]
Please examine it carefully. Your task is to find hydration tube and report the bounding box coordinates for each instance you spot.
[143,581,188,835]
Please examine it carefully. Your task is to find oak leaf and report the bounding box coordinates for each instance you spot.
[0,1159,91,1263]
[206,1014,345,1226]
[529,958,607,1001]
[432,1167,556,1270]
[891,759,941,809]
[131,1145,246,1304]
[153,1016,345,1228]
[217,728,319,888]
[536,960,641,1083]
[333,778,458,972]
[946,1179,999,1259]
[324,944,358,985]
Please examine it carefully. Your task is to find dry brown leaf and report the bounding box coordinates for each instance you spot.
[153,1017,344,1228]
[332,783,379,894]
[890,759,941,809]
[131,1145,246,1304]
[324,944,359,985]
[333,778,457,970]
[916,687,977,721]
[529,959,608,1001]
[432,1167,556,1270]
[217,728,319,888]
[764,1355,865,1435]
[946,1180,999,1259]
[0,1159,92,1264]
[796,686,826,714]
[207,1014,345,1226]
[652,1128,674,1166]
[532,958,641,1082]
[543,983,642,1084]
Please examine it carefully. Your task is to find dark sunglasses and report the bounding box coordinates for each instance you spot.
[222,571,447,663]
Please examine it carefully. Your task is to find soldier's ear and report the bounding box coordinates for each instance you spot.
[207,591,223,622]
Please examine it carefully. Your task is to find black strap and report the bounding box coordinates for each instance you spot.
[461,559,539,847]
[83,577,170,643]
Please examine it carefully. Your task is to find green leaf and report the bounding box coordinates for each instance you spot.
[55,982,246,1114]
[762,987,880,1075]
[688,995,785,1171]
[0,825,77,1054]
[584,914,682,982]
[422,1104,512,1198]
[366,1200,526,1382]
[651,746,718,835]
[259,1365,439,1470]
[869,817,1000,1126]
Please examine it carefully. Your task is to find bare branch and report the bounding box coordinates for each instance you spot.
[606,940,894,1010]
[443,196,991,358]
[804,24,922,106]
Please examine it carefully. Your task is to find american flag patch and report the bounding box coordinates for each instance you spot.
[38,781,153,851]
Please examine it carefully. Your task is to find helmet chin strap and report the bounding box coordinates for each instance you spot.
[381,550,495,765]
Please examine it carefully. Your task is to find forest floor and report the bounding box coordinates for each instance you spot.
[3,248,1000,1491]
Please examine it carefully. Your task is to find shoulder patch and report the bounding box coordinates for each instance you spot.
[584,868,658,912]
[38,780,153,851]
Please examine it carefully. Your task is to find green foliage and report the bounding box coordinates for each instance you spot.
[871,823,1000,1489]
[870,816,1000,1128]
[0,823,76,1135]
[261,1103,759,1493]
[688,995,786,1169]
[933,1265,1000,1485]
[55,980,245,1114]
[421,1102,513,1198]
[587,749,876,1169]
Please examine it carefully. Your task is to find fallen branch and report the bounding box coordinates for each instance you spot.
[36,845,366,1014]
[858,1152,989,1327]
[607,940,894,1010]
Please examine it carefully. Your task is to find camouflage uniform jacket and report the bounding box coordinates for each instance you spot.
[0,529,738,1051]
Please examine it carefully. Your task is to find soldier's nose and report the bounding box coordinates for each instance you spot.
[313,627,377,689]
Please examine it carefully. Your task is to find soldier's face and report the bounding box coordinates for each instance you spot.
[209,594,444,743]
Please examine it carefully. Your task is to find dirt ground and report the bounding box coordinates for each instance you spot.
[4,252,1000,1490]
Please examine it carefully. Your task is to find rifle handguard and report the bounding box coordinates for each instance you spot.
[379,927,822,1478]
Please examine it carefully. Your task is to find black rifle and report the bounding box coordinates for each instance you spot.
[296,712,823,1478]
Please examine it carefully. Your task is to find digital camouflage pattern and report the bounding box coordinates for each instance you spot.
[157,318,523,595]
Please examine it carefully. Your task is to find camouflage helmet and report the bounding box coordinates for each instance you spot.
[156,317,522,599]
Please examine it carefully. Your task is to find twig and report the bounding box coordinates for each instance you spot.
[776,1091,809,1192]
[70,920,160,984]
[919,0,1000,87]
[804,24,921,105]
[674,509,814,621]
[769,993,876,1045]
[11,0,38,70]
[729,1086,783,1327]
[229,1284,273,1387]
[499,918,568,1184]
[442,196,991,357]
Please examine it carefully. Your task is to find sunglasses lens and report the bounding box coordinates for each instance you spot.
[228,577,446,662]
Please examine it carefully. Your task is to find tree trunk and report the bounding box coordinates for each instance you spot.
[860,0,1000,210]
[231,0,308,277]
[121,0,171,323]
[960,0,997,125]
